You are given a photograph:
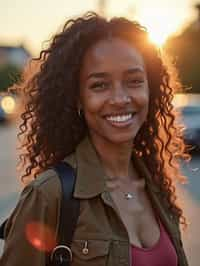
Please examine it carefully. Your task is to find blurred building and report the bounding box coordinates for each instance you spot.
[165,4,200,93]
[0,44,31,91]
[0,45,31,69]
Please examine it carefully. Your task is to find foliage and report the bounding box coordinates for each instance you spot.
[165,26,200,93]
[0,64,21,92]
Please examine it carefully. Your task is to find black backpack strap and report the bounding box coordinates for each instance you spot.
[49,161,80,266]
[0,161,80,266]
[0,219,7,239]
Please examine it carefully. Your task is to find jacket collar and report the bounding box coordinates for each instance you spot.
[73,137,107,199]
[132,151,160,193]
[69,136,159,199]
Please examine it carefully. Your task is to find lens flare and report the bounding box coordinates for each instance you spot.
[1,96,16,114]
[25,222,57,252]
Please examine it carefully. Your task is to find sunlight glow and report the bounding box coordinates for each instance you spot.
[148,30,169,46]
[0,0,193,54]
[139,7,182,46]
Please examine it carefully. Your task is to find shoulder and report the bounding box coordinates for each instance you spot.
[27,152,76,201]
[12,168,62,222]
[4,153,76,237]
[30,168,61,202]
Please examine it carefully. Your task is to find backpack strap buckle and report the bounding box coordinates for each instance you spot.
[50,245,73,265]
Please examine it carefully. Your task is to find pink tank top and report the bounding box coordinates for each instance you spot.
[131,220,178,266]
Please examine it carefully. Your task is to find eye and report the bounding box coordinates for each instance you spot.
[90,81,110,91]
[127,78,144,86]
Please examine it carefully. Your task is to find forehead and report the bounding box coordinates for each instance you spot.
[80,38,145,75]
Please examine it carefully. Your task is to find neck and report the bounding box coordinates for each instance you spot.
[90,134,134,179]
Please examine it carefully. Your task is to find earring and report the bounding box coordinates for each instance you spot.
[78,108,82,117]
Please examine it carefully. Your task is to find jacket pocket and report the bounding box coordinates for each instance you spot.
[71,239,110,266]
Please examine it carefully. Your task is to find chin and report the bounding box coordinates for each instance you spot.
[105,132,136,145]
[89,126,139,146]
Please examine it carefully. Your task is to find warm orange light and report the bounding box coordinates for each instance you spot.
[139,7,180,47]
[148,30,168,47]
[25,221,57,252]
[1,96,16,114]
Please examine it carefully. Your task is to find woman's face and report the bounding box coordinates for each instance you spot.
[79,38,149,145]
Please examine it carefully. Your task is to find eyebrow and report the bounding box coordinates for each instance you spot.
[124,68,145,75]
[86,67,145,80]
[86,72,109,80]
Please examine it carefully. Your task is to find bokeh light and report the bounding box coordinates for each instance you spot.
[25,221,57,252]
[1,96,16,114]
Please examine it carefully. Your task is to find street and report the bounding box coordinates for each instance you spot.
[0,123,200,265]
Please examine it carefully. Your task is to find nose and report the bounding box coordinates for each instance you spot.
[109,82,131,106]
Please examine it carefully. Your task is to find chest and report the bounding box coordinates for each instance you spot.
[70,192,181,266]
[109,187,161,248]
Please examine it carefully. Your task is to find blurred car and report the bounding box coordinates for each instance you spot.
[0,94,18,123]
[179,105,200,149]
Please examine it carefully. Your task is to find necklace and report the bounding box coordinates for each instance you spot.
[105,176,145,201]
[124,192,134,200]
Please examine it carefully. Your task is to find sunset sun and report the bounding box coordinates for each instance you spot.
[138,7,181,46]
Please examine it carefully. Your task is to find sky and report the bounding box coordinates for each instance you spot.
[0,0,199,55]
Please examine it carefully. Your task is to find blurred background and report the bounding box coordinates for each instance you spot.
[0,0,200,265]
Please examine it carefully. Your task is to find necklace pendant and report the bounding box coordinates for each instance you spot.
[124,192,133,200]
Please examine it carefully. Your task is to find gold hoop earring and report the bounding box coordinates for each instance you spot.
[78,108,82,117]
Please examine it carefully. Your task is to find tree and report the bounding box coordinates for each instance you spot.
[165,4,200,93]
[0,64,21,92]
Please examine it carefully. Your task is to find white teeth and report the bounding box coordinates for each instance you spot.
[106,113,132,122]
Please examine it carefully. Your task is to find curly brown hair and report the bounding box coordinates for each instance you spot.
[16,12,188,227]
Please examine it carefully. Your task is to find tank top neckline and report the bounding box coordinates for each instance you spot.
[131,219,163,252]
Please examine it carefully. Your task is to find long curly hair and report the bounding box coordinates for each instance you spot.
[16,12,189,227]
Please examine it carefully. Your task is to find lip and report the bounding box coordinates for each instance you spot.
[104,112,137,128]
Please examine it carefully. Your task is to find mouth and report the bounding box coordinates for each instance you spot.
[104,112,137,127]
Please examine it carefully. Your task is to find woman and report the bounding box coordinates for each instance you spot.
[0,12,188,266]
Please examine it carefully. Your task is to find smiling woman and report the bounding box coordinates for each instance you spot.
[0,12,189,266]
[79,38,149,144]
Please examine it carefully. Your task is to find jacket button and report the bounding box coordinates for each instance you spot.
[82,248,89,255]
[82,241,89,255]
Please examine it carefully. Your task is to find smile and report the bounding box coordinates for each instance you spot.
[105,112,136,125]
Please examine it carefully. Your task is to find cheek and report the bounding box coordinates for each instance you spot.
[143,93,149,110]
[134,88,149,110]
[142,93,149,118]
[81,93,105,115]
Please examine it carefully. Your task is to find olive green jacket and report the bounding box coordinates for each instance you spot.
[0,137,188,266]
